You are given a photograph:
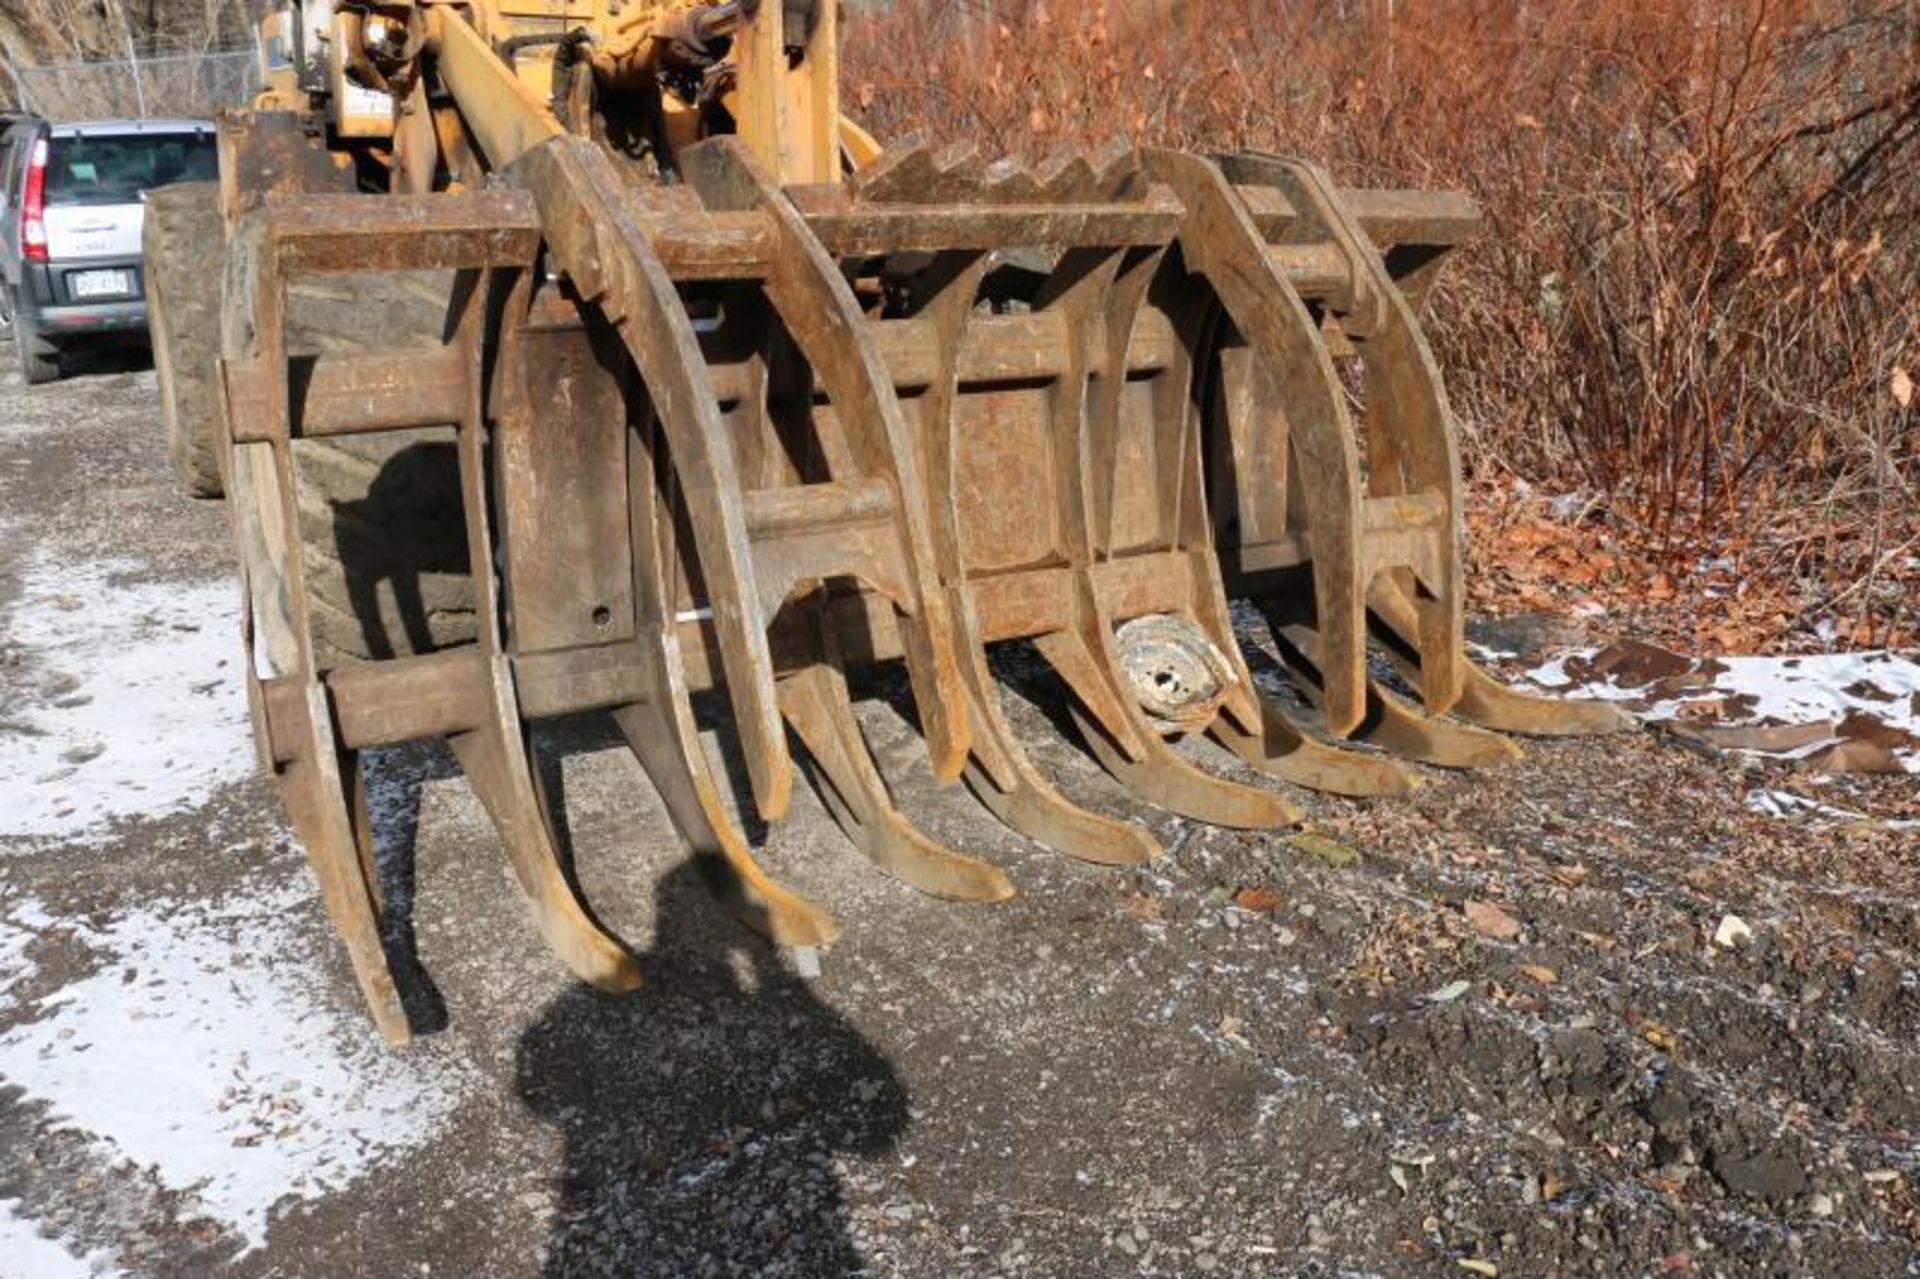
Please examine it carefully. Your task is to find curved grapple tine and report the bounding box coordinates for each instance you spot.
[222,229,414,1042]
[682,137,973,784]
[1367,580,1634,736]
[502,146,846,951]
[222,215,646,1039]
[1209,704,1418,798]
[1226,152,1468,717]
[960,672,1166,865]
[613,700,842,948]
[1145,150,1371,738]
[909,247,1162,865]
[510,138,798,820]
[447,658,645,993]
[1265,610,1522,770]
[1142,147,1420,796]
[779,653,1015,902]
[1037,619,1300,830]
[610,300,842,948]
[1180,146,1619,746]
[1050,232,1297,828]
[1453,665,1636,737]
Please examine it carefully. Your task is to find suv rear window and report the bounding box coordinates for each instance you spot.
[45,133,216,207]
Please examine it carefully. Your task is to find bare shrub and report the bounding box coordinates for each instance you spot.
[847,0,1919,641]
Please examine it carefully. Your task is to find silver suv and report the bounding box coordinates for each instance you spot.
[0,117,216,383]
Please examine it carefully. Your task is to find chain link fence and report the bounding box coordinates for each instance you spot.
[8,47,256,121]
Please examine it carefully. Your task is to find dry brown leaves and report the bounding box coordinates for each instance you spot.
[1232,885,1283,915]
[1464,480,1920,656]
[1462,899,1524,940]
[1347,907,1472,990]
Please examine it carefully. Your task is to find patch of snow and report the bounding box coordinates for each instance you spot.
[1743,789,1920,831]
[0,898,62,998]
[1712,651,1920,733]
[1520,651,1618,698]
[1527,648,1920,772]
[0,874,473,1251]
[0,1199,120,1278]
[1544,493,1589,521]
[0,554,254,843]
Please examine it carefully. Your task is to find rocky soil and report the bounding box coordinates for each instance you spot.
[0,348,1915,1278]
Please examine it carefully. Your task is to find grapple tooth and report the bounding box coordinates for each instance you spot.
[1451,666,1636,737]
[1034,147,1098,201]
[980,156,1045,201]
[842,213,1300,832]
[1087,139,1147,200]
[901,248,1163,865]
[858,140,989,205]
[1367,581,1634,736]
[958,660,1165,865]
[853,136,936,203]
[779,653,1015,902]
[1265,611,1522,769]
[1160,148,1573,764]
[220,213,647,1038]
[929,141,985,193]
[1360,682,1522,768]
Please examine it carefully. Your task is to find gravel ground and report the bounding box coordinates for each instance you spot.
[0,347,1916,1279]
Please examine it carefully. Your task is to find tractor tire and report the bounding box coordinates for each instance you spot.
[223,211,478,670]
[145,181,227,497]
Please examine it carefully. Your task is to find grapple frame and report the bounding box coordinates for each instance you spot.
[198,0,1625,1042]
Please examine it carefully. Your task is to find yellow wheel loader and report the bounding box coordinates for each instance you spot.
[145,0,1627,1043]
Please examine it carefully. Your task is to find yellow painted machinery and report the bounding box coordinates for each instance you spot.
[143,0,1625,1041]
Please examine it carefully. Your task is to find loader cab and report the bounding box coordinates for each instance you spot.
[0,116,216,383]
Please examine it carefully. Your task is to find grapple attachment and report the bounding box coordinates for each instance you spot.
[191,0,1627,1041]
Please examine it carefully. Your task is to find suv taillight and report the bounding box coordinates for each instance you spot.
[21,137,48,263]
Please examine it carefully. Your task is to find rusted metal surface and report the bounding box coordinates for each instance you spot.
[215,109,355,227]
[1115,615,1238,733]
[191,0,1628,1039]
[263,190,542,273]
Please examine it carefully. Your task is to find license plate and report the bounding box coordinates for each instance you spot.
[70,269,130,299]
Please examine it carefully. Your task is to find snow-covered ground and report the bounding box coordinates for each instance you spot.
[1527,645,1920,773]
[0,545,474,1265]
[0,1198,119,1279]
[0,873,473,1251]
[0,553,254,842]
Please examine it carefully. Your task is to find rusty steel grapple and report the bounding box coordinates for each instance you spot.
[146,0,1627,1042]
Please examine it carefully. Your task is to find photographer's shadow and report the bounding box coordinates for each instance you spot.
[515,857,909,1277]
